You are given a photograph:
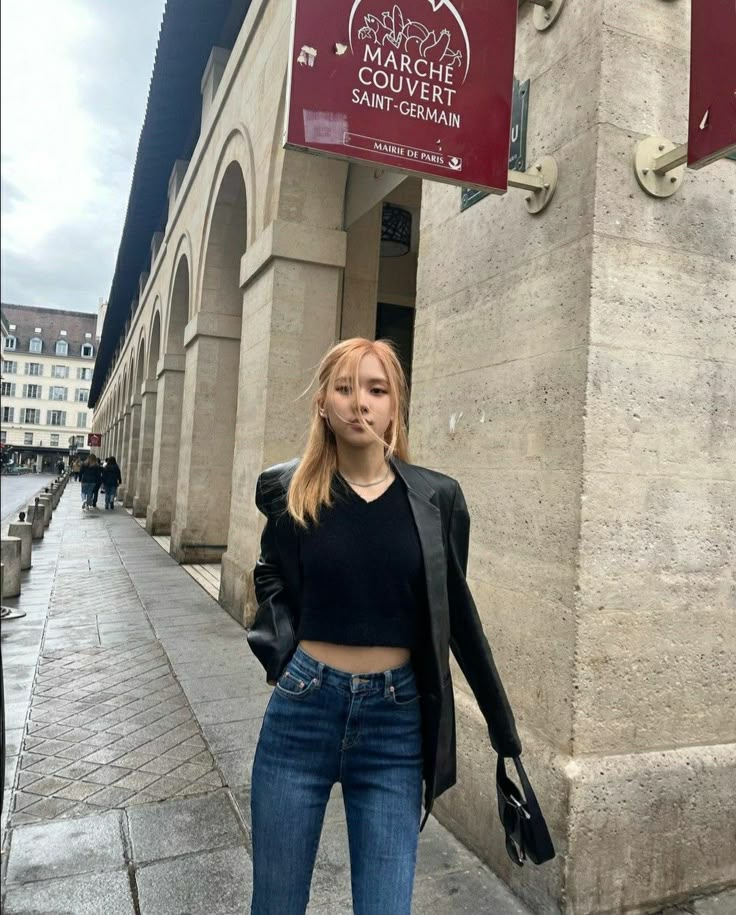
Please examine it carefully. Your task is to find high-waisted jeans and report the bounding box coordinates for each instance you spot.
[250,645,424,915]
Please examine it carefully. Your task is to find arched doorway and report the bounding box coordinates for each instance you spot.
[170,161,247,563]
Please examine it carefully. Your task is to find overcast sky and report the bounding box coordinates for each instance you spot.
[1,0,166,314]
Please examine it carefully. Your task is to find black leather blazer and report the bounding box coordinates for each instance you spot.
[247,455,522,828]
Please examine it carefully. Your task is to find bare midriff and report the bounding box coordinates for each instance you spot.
[298,640,411,674]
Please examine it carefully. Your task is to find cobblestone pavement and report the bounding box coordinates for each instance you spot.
[1,484,538,915]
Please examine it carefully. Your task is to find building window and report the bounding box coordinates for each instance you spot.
[0,431,6,443]
[2,360,18,374]
[77,412,87,428]
[50,433,60,446]
[81,343,94,358]
[22,384,42,399]
[76,367,92,380]
[52,364,69,378]
[1,382,15,396]
[2,406,14,422]
[50,386,68,401]
[47,410,66,426]
[25,363,43,376]
[55,340,69,356]
[24,432,34,445]
[3,336,17,351]
[76,388,89,403]
[74,434,85,446]
[29,337,43,353]
[21,408,40,423]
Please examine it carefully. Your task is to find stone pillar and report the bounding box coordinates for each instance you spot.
[123,401,142,508]
[146,355,185,535]
[8,522,33,570]
[340,204,381,340]
[218,216,347,623]
[26,504,45,540]
[0,537,22,597]
[169,314,241,563]
[117,410,131,504]
[133,380,158,517]
[409,3,736,914]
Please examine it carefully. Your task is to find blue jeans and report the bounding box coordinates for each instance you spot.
[250,645,424,915]
[81,482,95,505]
[105,485,117,508]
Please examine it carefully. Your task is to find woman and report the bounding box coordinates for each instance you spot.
[247,338,523,915]
[101,456,122,510]
[78,455,101,510]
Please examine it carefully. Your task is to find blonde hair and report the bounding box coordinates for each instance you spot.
[286,338,411,527]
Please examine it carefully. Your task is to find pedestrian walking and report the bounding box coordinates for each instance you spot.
[101,457,122,509]
[247,338,550,915]
[79,455,101,510]
[72,458,82,482]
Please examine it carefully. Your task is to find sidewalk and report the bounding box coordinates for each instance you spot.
[1,483,534,915]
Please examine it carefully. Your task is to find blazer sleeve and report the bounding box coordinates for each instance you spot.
[246,473,299,683]
[446,481,523,757]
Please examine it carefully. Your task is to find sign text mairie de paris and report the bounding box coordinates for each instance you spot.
[285,0,519,193]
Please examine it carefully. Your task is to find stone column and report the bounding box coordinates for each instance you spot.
[146,355,185,535]
[410,3,735,914]
[218,217,347,623]
[117,411,131,503]
[132,379,158,517]
[0,537,22,597]
[123,403,142,508]
[7,522,32,570]
[169,314,241,563]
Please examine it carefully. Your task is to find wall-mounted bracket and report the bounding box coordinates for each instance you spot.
[528,0,566,31]
[508,156,558,214]
[634,137,687,198]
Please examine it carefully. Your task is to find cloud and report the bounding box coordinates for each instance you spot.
[0,0,165,313]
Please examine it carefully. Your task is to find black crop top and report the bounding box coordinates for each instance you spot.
[297,472,427,651]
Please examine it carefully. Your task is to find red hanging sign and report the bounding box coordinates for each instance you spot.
[87,433,102,447]
[285,0,518,193]
[688,0,736,168]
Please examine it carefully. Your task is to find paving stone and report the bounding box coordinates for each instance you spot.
[24,775,72,798]
[55,781,105,802]
[55,741,101,762]
[167,762,213,784]
[139,756,182,776]
[691,889,736,915]
[135,775,190,801]
[412,864,533,915]
[83,745,128,765]
[22,753,68,776]
[54,759,101,780]
[83,765,132,786]
[113,750,158,769]
[86,785,135,808]
[13,791,44,812]
[113,770,161,792]
[13,796,77,820]
[135,845,251,915]
[5,811,126,883]
[30,737,78,756]
[16,769,43,789]
[3,869,136,915]
[127,790,246,862]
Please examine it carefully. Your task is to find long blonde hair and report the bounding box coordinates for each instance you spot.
[286,338,411,527]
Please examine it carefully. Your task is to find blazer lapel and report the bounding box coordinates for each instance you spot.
[391,457,450,668]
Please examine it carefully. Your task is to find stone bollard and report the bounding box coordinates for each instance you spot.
[38,494,53,527]
[1,537,22,597]
[8,521,33,570]
[27,503,45,540]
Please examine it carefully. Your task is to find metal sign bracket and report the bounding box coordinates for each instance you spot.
[528,0,566,31]
[634,136,687,198]
[508,156,558,214]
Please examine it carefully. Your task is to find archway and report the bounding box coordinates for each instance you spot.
[171,161,247,564]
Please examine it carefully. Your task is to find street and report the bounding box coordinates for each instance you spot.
[0,474,56,533]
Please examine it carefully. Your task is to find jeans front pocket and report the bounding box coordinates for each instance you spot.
[386,676,420,707]
[275,668,319,700]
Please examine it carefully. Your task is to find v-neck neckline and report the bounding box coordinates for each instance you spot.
[338,472,398,505]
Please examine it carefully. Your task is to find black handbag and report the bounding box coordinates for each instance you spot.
[496,756,556,867]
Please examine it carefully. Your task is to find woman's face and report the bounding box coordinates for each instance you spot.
[322,352,393,449]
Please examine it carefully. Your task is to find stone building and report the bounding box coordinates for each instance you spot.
[89,1,735,912]
[1,303,98,469]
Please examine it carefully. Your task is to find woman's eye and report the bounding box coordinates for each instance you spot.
[372,388,386,395]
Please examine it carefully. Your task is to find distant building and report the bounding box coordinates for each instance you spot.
[1,303,100,471]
